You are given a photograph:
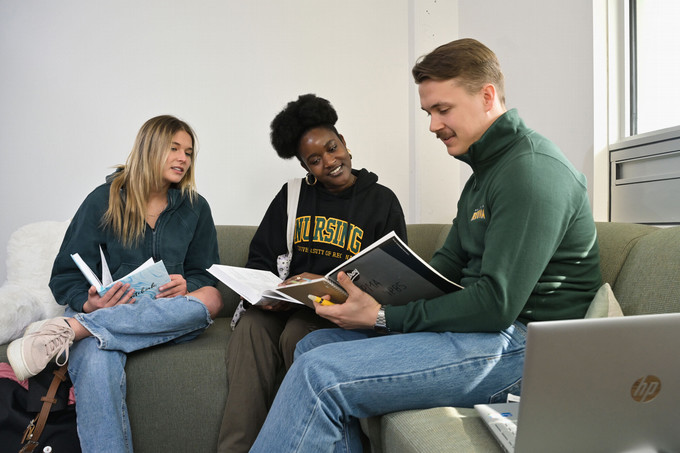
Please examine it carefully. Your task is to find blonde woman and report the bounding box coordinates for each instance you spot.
[8,115,222,452]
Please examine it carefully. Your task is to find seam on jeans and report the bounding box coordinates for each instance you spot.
[74,313,108,349]
[367,346,524,385]
[121,373,132,453]
[293,398,324,452]
[186,295,214,327]
[305,341,526,400]
[318,348,525,395]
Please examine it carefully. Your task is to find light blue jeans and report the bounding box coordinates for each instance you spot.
[250,322,527,453]
[65,295,212,453]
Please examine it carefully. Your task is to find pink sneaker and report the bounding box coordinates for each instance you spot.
[7,317,75,380]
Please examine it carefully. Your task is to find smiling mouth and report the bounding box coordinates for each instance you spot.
[171,166,185,173]
[329,164,343,176]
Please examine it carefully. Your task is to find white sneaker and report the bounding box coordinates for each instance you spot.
[7,317,75,380]
[23,318,51,336]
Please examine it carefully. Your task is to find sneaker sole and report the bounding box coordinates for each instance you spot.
[7,337,35,381]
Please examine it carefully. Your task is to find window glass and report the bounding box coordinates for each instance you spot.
[634,0,680,135]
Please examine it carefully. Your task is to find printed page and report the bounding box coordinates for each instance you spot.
[208,264,294,305]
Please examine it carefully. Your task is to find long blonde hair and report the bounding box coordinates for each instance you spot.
[102,115,198,247]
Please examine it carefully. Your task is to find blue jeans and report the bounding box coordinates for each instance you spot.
[250,323,527,453]
[65,295,212,453]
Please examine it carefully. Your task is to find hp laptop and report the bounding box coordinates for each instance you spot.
[475,313,680,453]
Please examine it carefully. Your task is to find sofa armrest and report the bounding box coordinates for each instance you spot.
[361,407,502,453]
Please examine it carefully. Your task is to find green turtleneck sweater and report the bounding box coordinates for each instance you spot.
[387,109,602,333]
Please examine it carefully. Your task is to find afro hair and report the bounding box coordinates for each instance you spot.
[270,94,339,160]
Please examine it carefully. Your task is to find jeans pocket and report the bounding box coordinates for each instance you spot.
[488,377,522,404]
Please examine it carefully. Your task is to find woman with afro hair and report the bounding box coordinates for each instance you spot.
[217,94,407,452]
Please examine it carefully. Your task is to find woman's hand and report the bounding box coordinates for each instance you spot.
[259,300,294,312]
[82,282,135,313]
[257,273,323,311]
[260,272,323,312]
[157,274,188,298]
[313,272,381,329]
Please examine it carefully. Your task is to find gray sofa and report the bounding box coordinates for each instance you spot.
[2,222,679,452]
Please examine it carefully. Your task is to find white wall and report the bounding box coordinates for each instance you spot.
[458,0,596,207]
[0,0,596,283]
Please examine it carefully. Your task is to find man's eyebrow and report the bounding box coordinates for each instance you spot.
[422,102,448,113]
[420,104,439,115]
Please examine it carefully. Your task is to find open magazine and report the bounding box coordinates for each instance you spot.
[208,231,462,308]
[207,265,346,309]
[71,246,171,299]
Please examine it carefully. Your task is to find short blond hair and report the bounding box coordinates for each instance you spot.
[412,38,506,106]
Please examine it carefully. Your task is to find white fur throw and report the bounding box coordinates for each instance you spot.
[0,220,70,344]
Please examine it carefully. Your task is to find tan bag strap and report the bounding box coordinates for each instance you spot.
[20,364,69,453]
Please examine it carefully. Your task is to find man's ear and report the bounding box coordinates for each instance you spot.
[481,83,497,110]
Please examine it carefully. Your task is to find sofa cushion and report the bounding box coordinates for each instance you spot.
[403,224,452,262]
[126,318,231,452]
[215,225,258,318]
[594,222,657,288]
[584,283,623,318]
[614,226,680,315]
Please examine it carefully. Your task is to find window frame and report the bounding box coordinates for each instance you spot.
[608,0,680,224]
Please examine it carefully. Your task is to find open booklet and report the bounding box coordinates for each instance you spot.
[207,231,463,308]
[71,246,171,299]
[207,265,345,309]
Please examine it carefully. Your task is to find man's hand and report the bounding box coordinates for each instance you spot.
[314,271,381,329]
[157,274,188,298]
[83,282,135,313]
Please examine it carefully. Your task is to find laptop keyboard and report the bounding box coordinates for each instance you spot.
[491,418,517,447]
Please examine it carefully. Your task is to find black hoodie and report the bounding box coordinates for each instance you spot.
[247,168,407,276]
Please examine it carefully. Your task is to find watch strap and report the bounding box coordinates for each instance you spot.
[374,305,389,333]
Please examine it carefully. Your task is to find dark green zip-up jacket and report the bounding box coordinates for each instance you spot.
[387,109,602,333]
[49,177,219,312]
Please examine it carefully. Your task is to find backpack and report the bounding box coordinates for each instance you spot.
[0,362,80,453]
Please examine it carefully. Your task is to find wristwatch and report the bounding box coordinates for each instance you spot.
[374,305,389,333]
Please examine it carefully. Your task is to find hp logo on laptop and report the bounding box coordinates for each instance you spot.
[630,375,661,403]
